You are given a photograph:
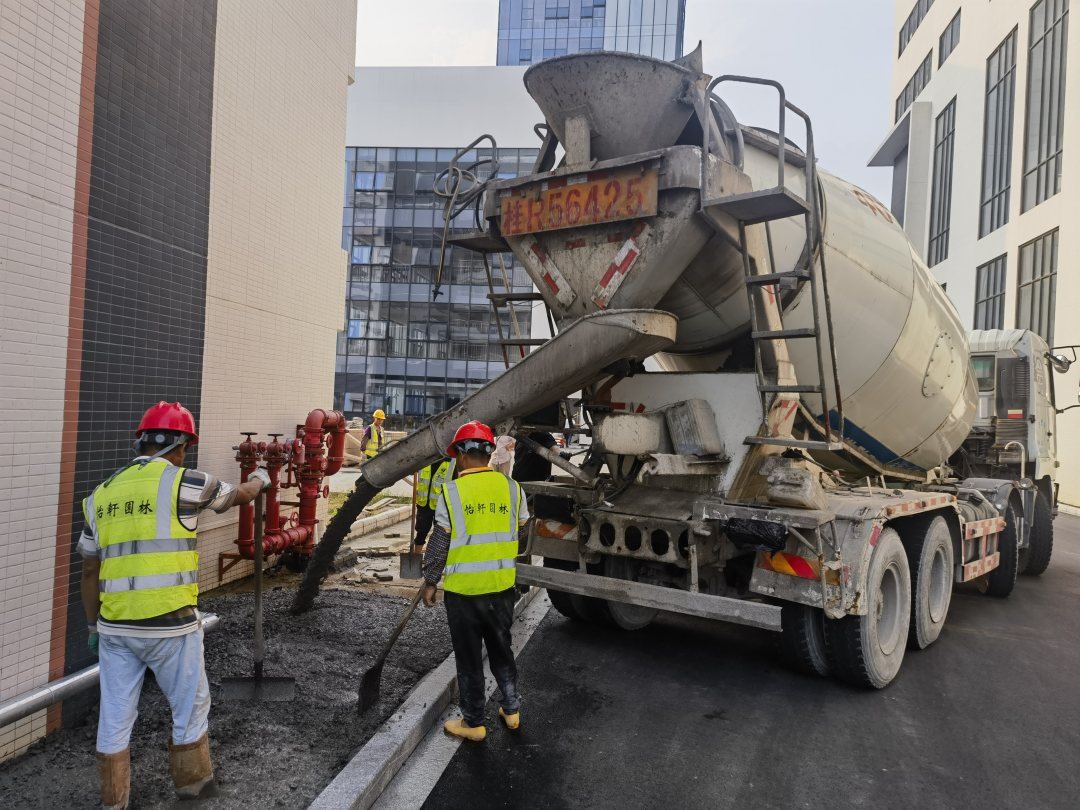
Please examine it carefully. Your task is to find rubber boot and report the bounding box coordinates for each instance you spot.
[443,717,487,742]
[499,707,520,730]
[169,733,218,800]
[97,749,130,810]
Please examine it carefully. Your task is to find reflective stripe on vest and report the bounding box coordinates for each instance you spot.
[364,426,384,458]
[441,470,521,596]
[415,460,456,509]
[88,461,199,621]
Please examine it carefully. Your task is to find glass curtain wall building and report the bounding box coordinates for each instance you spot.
[337,146,538,430]
[496,0,685,65]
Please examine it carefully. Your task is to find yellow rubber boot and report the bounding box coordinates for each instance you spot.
[444,718,487,742]
[499,707,520,730]
[169,733,218,800]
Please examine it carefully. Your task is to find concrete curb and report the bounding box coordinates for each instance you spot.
[349,504,412,538]
[308,586,547,810]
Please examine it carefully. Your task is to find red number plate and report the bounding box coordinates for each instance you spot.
[499,166,658,237]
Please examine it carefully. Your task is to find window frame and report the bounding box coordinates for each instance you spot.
[978,28,1019,238]
[938,9,961,66]
[1015,228,1059,343]
[973,254,1008,330]
[927,97,957,267]
[1021,0,1070,211]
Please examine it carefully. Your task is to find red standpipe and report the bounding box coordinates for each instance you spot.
[233,409,346,561]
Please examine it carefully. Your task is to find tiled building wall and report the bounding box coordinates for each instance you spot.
[194,0,356,587]
[62,0,219,690]
[0,0,86,760]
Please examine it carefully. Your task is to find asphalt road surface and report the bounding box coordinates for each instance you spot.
[422,514,1080,809]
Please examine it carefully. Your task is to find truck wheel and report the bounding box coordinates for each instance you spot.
[1020,492,1053,576]
[986,503,1019,598]
[603,556,657,631]
[825,528,910,689]
[778,603,830,677]
[905,516,953,650]
[543,558,585,622]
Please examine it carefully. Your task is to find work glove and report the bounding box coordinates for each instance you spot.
[249,468,271,491]
[87,627,99,656]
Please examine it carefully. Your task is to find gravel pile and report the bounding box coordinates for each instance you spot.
[0,586,451,808]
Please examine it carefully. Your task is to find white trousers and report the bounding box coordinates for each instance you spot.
[96,628,210,754]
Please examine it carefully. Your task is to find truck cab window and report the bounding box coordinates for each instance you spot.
[971,355,996,392]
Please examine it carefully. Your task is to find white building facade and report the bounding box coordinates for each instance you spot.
[870,0,1080,508]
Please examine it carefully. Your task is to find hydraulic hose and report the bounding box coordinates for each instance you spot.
[291,479,381,614]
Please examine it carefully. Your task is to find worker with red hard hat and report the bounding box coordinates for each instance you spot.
[79,402,269,808]
[420,421,531,742]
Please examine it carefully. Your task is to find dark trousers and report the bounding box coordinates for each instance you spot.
[444,588,520,727]
[414,505,434,546]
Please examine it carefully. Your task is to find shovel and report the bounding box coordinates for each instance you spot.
[398,475,424,580]
[222,491,296,701]
[358,586,423,713]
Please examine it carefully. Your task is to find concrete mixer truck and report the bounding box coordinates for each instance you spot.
[297,48,1071,689]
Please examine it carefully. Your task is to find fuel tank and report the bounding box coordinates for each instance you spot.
[488,50,975,474]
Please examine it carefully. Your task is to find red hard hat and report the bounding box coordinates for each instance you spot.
[136,401,199,444]
[447,421,495,457]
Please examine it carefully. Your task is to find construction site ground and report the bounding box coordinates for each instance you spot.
[0,514,440,808]
[402,513,1080,809]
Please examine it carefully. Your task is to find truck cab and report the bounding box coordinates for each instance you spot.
[959,329,1057,507]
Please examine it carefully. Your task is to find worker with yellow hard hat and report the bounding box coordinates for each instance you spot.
[360,409,386,460]
[79,402,270,808]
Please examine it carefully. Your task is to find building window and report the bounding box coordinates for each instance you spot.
[927,98,956,267]
[1022,0,1070,211]
[899,0,936,56]
[895,51,933,122]
[979,29,1018,237]
[1016,229,1058,343]
[974,255,1007,329]
[939,10,961,65]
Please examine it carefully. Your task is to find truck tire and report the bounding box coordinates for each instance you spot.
[543,558,585,622]
[904,516,953,650]
[778,603,830,677]
[825,528,910,689]
[986,502,1019,598]
[602,556,657,630]
[1020,491,1053,576]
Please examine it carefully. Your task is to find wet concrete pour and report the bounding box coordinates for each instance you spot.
[0,586,451,809]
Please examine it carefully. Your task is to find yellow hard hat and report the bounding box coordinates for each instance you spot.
[373,409,386,419]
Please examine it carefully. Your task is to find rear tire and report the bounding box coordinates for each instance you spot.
[778,603,830,677]
[543,558,586,622]
[1020,492,1053,576]
[986,502,1019,598]
[825,528,910,689]
[602,556,657,630]
[904,516,953,650]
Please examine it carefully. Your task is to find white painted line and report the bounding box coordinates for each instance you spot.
[308,588,550,810]
[373,592,551,810]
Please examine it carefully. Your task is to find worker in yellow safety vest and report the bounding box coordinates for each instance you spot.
[413,457,455,549]
[420,421,530,742]
[360,408,386,460]
[78,402,269,809]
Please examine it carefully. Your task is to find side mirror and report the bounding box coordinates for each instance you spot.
[1049,354,1073,374]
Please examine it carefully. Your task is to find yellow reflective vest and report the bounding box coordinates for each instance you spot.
[415,460,455,509]
[440,470,523,596]
[84,460,198,621]
[364,425,384,458]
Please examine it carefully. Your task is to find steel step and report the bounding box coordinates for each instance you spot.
[751,328,818,340]
[702,187,810,225]
[758,383,822,394]
[745,270,811,286]
[744,436,845,451]
[488,292,545,304]
[499,337,547,347]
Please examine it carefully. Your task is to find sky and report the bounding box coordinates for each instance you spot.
[354,0,895,199]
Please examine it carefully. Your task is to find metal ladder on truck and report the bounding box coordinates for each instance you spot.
[432,135,548,368]
[699,76,845,453]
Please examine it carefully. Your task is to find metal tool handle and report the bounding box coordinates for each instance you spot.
[377,588,423,663]
[252,490,265,679]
